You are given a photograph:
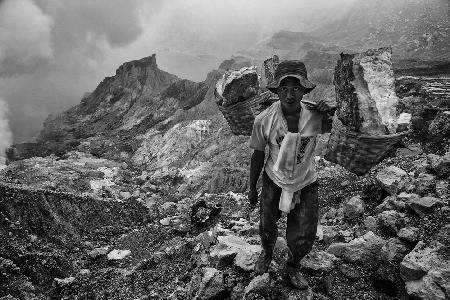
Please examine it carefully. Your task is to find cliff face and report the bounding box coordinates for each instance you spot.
[29,54,211,160]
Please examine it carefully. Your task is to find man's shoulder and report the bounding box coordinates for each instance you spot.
[254,101,280,125]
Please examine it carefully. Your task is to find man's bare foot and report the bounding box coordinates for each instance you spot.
[286,265,309,290]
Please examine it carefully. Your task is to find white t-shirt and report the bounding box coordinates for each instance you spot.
[248,101,323,197]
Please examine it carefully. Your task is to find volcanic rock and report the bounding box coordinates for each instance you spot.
[334,47,399,134]
[215,66,259,107]
[376,166,408,194]
[343,195,365,220]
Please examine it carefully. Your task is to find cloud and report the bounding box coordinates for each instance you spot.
[0,0,356,144]
[0,0,53,76]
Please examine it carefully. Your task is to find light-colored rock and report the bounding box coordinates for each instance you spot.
[300,250,338,273]
[427,153,450,178]
[88,247,109,259]
[119,191,132,200]
[54,277,75,286]
[193,267,226,300]
[408,196,441,215]
[397,192,420,203]
[397,227,420,243]
[413,173,437,195]
[107,249,131,260]
[400,241,448,282]
[327,231,385,266]
[376,166,408,194]
[234,245,262,271]
[343,196,365,220]
[405,270,450,300]
[377,210,406,234]
[380,238,408,263]
[215,66,259,107]
[244,273,270,296]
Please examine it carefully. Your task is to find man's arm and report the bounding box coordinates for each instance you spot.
[248,149,265,206]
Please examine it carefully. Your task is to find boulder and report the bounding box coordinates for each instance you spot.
[210,235,262,272]
[215,66,259,107]
[428,111,450,138]
[405,270,450,300]
[321,225,341,243]
[364,216,378,231]
[327,231,385,267]
[436,180,450,201]
[400,241,448,282]
[397,227,420,244]
[377,210,406,234]
[380,238,408,263]
[343,196,365,220]
[375,195,406,213]
[189,267,226,300]
[376,166,408,194]
[107,249,131,260]
[334,47,399,134]
[300,250,338,274]
[407,196,441,215]
[244,273,271,297]
[413,173,437,195]
[427,153,450,178]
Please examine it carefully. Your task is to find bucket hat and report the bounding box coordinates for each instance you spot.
[266,60,316,94]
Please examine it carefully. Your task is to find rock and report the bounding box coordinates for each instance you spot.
[209,247,237,269]
[413,173,437,195]
[405,270,450,300]
[364,216,378,231]
[191,267,226,300]
[119,191,132,200]
[234,245,262,271]
[375,195,407,212]
[88,247,109,260]
[327,231,385,267]
[407,196,441,215]
[278,286,314,300]
[436,180,450,201]
[380,238,408,263]
[300,250,338,274]
[215,66,259,107]
[400,241,448,282]
[427,153,450,178]
[211,235,262,271]
[396,144,423,157]
[244,273,270,297]
[377,210,406,234]
[321,225,341,243]
[54,276,75,286]
[339,264,362,281]
[376,166,408,194]
[343,195,365,220]
[428,111,450,138]
[107,249,131,260]
[190,199,222,226]
[397,227,420,244]
[397,192,420,203]
[334,47,399,134]
[159,217,171,226]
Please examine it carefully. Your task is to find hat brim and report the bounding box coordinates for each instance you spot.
[266,74,316,94]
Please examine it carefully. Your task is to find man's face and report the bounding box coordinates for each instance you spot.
[277,77,305,112]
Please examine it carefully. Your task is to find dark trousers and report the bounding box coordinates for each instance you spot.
[259,171,319,267]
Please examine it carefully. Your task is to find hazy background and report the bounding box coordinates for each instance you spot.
[0,0,357,151]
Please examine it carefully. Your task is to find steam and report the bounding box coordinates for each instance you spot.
[0,98,12,164]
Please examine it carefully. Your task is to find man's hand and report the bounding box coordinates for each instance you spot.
[248,187,258,207]
[306,99,336,114]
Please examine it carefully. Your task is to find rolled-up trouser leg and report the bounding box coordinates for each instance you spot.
[286,181,319,267]
[259,171,282,254]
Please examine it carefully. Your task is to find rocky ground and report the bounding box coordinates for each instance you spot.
[1,143,449,299]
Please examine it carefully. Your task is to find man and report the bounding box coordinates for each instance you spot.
[248,60,335,289]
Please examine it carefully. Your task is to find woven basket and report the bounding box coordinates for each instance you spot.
[324,116,410,175]
[216,91,276,136]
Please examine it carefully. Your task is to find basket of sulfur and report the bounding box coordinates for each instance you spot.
[324,47,411,175]
[214,57,279,136]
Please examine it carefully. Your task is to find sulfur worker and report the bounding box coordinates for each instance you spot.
[248,60,335,289]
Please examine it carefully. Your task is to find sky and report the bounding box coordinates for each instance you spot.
[0,0,356,152]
